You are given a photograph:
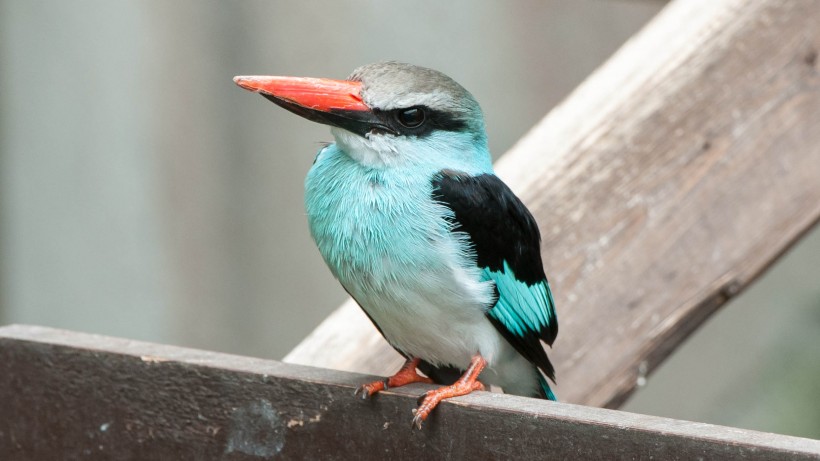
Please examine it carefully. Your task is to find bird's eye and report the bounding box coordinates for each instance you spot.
[396,107,425,128]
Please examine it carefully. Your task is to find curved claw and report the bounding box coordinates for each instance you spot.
[410,381,485,430]
[353,378,389,399]
[409,354,488,430]
[411,408,424,430]
[353,358,434,402]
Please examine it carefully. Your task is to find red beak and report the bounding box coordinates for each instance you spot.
[234,75,391,136]
[233,76,369,112]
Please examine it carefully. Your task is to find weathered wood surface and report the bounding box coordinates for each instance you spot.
[285,0,820,408]
[1,325,818,460]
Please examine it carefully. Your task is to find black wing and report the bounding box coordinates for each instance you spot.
[432,170,558,382]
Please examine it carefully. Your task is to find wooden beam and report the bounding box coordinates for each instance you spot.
[1,325,818,460]
[285,0,820,408]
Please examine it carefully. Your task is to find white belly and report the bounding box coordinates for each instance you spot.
[355,274,541,396]
[348,263,502,368]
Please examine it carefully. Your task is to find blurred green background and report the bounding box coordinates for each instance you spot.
[1,0,817,439]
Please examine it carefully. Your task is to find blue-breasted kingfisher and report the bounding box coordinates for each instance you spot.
[234,62,558,429]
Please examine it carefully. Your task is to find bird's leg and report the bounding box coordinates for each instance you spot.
[354,357,433,399]
[412,354,487,430]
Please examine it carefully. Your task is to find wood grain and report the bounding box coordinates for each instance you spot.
[2,325,818,460]
[285,0,820,408]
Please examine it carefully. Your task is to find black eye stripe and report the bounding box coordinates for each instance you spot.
[373,106,468,137]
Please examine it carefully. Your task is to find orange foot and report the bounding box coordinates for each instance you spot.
[412,354,487,430]
[354,357,433,399]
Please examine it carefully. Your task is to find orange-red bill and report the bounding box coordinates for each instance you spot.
[233,76,368,112]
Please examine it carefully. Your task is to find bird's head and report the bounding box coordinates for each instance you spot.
[234,62,492,172]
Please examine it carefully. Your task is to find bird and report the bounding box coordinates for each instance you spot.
[234,62,558,429]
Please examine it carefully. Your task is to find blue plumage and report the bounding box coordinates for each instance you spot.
[487,267,555,337]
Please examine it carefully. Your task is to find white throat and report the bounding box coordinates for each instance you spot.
[331,127,397,169]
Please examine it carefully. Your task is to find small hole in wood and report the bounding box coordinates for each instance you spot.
[701,140,712,151]
[804,48,817,67]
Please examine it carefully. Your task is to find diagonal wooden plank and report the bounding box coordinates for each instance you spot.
[284,0,820,408]
[1,325,818,460]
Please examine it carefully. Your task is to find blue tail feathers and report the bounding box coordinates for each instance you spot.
[538,373,557,401]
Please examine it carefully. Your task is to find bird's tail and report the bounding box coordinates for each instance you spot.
[537,373,558,401]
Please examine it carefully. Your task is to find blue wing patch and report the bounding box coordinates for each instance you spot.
[483,262,557,382]
[483,261,556,342]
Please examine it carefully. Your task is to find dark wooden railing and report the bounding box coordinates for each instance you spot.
[2,325,818,460]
